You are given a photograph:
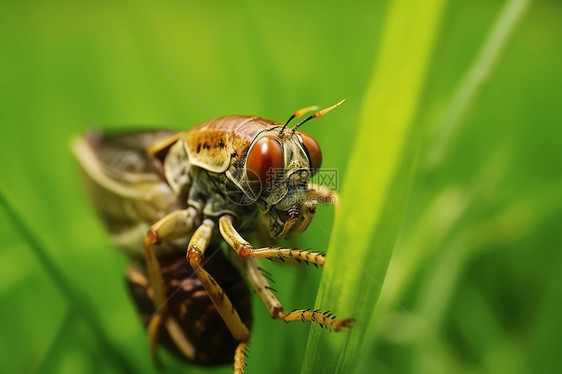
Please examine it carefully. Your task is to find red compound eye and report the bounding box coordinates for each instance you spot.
[246,136,284,187]
[297,132,322,176]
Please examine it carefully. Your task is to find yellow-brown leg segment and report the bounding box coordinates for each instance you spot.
[144,207,199,246]
[146,307,164,365]
[229,254,354,331]
[142,207,199,362]
[282,309,354,331]
[219,215,326,266]
[183,220,251,373]
[307,183,340,216]
[127,264,197,362]
[229,255,284,318]
[233,341,248,374]
[187,220,251,373]
[143,207,200,306]
[143,232,167,363]
[186,219,251,342]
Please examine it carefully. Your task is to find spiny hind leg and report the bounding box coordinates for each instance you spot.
[229,254,354,331]
[220,215,326,266]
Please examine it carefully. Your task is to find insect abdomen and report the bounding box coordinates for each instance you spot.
[126,249,253,365]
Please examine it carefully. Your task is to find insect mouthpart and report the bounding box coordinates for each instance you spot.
[268,194,317,239]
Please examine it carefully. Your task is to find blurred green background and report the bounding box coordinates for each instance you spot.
[1,0,561,373]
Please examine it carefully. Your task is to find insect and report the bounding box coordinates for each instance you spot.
[72,100,353,373]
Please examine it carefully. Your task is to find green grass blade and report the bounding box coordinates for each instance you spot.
[387,0,532,315]
[302,1,446,372]
[0,189,137,373]
[426,0,531,169]
[33,309,78,374]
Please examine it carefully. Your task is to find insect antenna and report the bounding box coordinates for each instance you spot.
[291,99,345,133]
[280,105,319,134]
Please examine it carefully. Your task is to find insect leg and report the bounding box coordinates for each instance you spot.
[280,309,354,331]
[306,183,340,216]
[219,215,325,266]
[144,207,199,247]
[229,255,283,318]
[126,265,198,362]
[233,341,248,374]
[143,233,166,364]
[143,206,199,306]
[229,254,353,331]
[186,219,251,343]
[143,207,199,308]
[142,207,199,362]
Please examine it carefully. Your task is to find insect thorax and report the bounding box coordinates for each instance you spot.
[164,139,258,234]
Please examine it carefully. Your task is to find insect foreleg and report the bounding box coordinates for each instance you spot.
[186,219,251,342]
[229,254,353,332]
[219,215,326,266]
